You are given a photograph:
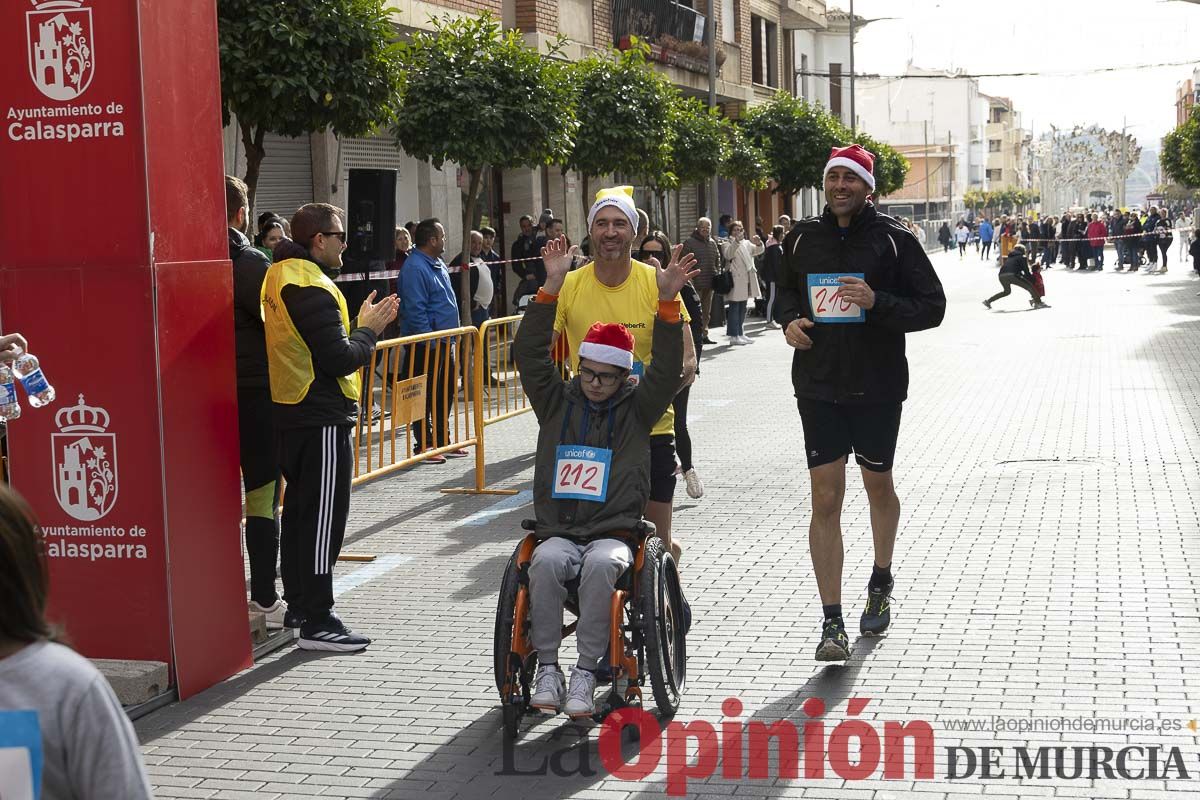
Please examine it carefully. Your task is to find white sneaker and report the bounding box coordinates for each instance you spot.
[529,665,565,713]
[727,336,742,346]
[684,468,704,499]
[737,335,753,345]
[249,599,286,630]
[564,666,597,719]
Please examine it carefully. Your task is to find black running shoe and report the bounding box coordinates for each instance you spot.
[298,614,371,652]
[860,581,893,636]
[815,618,851,661]
[283,609,306,629]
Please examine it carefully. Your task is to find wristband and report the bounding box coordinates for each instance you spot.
[535,289,558,303]
[657,299,682,323]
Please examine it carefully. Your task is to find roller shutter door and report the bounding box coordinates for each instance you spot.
[254,133,313,221]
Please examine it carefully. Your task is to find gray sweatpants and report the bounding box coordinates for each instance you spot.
[529,536,633,670]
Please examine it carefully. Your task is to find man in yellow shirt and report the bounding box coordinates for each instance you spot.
[549,187,697,561]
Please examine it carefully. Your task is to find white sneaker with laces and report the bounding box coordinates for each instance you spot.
[737,335,753,345]
[529,665,565,713]
[683,468,704,499]
[564,666,598,718]
[727,336,742,346]
[249,599,286,630]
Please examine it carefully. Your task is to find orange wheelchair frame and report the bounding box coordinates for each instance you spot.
[493,519,687,739]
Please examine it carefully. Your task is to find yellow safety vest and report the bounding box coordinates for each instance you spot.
[261,258,361,404]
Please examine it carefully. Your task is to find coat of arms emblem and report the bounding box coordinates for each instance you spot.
[52,394,117,521]
[26,0,94,102]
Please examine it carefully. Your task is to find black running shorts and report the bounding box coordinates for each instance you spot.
[648,434,677,503]
[796,398,903,473]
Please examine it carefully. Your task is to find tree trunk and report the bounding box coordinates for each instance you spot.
[241,122,267,225]
[581,173,591,224]
[459,167,484,326]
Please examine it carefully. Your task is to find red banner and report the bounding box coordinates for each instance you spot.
[0,0,250,698]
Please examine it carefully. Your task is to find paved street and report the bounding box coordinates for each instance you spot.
[136,246,1200,799]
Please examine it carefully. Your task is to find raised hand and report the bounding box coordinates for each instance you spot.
[655,243,700,301]
[540,235,572,293]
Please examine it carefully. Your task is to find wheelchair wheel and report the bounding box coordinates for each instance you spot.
[494,543,535,712]
[637,535,686,716]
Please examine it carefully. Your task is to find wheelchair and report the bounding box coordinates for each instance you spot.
[493,518,687,739]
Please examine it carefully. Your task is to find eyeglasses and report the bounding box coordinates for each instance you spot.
[638,249,665,262]
[579,365,625,387]
[318,231,347,243]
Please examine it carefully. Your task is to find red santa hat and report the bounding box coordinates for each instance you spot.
[824,144,876,192]
[577,322,635,371]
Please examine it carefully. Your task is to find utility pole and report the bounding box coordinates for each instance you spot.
[707,0,720,221]
[848,0,856,134]
[1119,116,1128,209]
[923,119,931,221]
[947,131,954,217]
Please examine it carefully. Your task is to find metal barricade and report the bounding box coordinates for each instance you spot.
[441,313,570,495]
[352,326,481,486]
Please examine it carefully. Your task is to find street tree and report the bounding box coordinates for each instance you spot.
[743,92,843,197]
[642,96,730,230]
[1161,110,1200,188]
[720,122,770,221]
[850,131,909,197]
[392,13,576,322]
[566,44,676,218]
[217,0,402,215]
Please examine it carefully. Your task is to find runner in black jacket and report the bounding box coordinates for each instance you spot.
[773,145,945,661]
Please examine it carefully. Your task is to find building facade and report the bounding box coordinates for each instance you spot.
[855,67,987,220]
[222,0,858,299]
[981,94,1029,191]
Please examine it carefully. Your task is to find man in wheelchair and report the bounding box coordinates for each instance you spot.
[512,234,697,719]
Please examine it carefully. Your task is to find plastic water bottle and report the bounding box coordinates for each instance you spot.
[13,351,55,408]
[0,363,20,421]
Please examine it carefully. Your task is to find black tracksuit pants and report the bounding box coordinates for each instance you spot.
[279,424,352,623]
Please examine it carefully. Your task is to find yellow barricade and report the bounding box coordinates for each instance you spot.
[352,325,483,486]
[352,314,569,494]
[441,314,570,495]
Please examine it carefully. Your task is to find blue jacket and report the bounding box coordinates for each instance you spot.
[399,249,460,335]
[978,220,994,242]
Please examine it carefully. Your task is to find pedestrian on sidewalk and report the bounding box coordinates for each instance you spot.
[680,217,721,345]
[719,220,764,345]
[1190,229,1200,276]
[938,221,952,253]
[1152,213,1173,274]
[639,232,706,500]
[762,225,784,327]
[978,217,994,260]
[400,219,469,464]
[0,486,154,799]
[1142,208,1162,272]
[264,204,398,651]
[1060,213,1075,268]
[984,244,1047,309]
[225,176,288,629]
[774,144,946,661]
[1086,213,1108,270]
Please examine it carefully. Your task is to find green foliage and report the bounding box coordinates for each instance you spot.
[566,44,676,182]
[963,188,986,210]
[392,14,575,172]
[669,96,729,187]
[849,131,908,197]
[742,92,843,195]
[1161,111,1200,188]
[217,0,402,207]
[720,123,769,191]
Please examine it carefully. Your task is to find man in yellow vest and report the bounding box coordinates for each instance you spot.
[263,203,398,652]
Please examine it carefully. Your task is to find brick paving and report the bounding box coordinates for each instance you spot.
[136,247,1200,799]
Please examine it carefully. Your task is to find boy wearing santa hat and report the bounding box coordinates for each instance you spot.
[513,234,697,719]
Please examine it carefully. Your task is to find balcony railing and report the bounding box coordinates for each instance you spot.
[612,0,711,53]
